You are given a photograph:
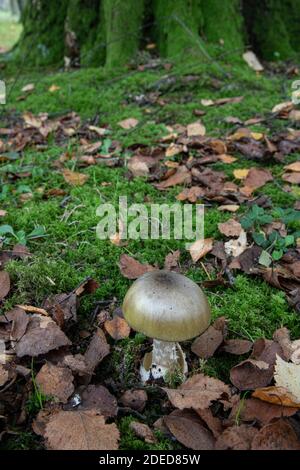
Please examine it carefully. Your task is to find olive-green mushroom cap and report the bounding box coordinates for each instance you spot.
[122,270,211,342]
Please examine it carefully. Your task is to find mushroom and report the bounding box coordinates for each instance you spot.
[122,270,211,381]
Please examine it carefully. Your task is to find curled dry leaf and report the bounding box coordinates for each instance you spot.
[119,254,155,279]
[251,419,300,450]
[129,421,157,444]
[189,238,214,263]
[218,219,242,237]
[222,339,253,355]
[164,409,215,450]
[163,373,230,410]
[284,161,300,172]
[243,51,264,71]
[16,305,49,316]
[84,328,110,373]
[119,389,148,412]
[44,410,119,450]
[216,424,258,450]
[0,271,10,300]
[36,363,74,403]
[15,314,71,358]
[218,204,240,212]
[282,172,300,184]
[230,359,273,391]
[273,327,300,363]
[104,316,130,340]
[80,385,117,418]
[191,326,223,359]
[62,169,89,186]
[252,386,300,408]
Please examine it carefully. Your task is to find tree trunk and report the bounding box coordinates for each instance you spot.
[14,0,300,67]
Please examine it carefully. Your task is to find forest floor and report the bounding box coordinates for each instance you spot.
[0,28,300,450]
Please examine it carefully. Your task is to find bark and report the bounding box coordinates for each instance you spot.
[15,0,300,67]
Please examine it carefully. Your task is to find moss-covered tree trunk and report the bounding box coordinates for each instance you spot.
[15,0,300,67]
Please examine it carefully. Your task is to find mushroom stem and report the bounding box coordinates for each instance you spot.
[140,339,188,381]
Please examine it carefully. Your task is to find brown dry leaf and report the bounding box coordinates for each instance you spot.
[128,157,150,177]
[191,326,223,359]
[230,359,273,391]
[189,238,214,263]
[187,121,206,137]
[242,51,264,72]
[62,353,90,375]
[233,168,249,179]
[155,165,191,190]
[48,84,60,93]
[62,169,89,186]
[195,408,223,438]
[120,389,148,412]
[74,278,99,297]
[242,168,273,190]
[272,101,293,113]
[284,161,300,172]
[118,118,139,129]
[289,110,300,121]
[36,363,74,403]
[216,424,258,450]
[218,219,242,237]
[164,409,215,450]
[165,143,184,158]
[274,355,300,402]
[163,373,230,410]
[252,386,300,408]
[164,250,180,271]
[218,154,237,164]
[80,385,117,418]
[22,83,35,93]
[218,204,240,212]
[129,421,157,444]
[273,328,300,364]
[84,329,110,373]
[23,111,43,128]
[15,314,71,358]
[16,305,49,316]
[88,125,107,136]
[223,339,253,355]
[251,419,300,450]
[0,271,10,300]
[104,316,130,340]
[6,307,29,341]
[282,172,300,184]
[119,254,155,279]
[224,229,248,257]
[45,410,119,450]
[230,397,298,425]
[176,186,204,202]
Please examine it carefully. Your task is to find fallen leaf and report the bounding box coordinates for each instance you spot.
[224,229,248,257]
[176,186,204,202]
[164,250,180,270]
[251,419,300,450]
[218,154,237,164]
[104,316,130,340]
[22,83,35,93]
[129,421,157,444]
[62,169,89,186]
[230,397,298,425]
[36,363,74,403]
[88,125,107,136]
[222,339,253,355]
[284,161,300,172]
[155,166,191,190]
[48,84,60,93]
[119,254,155,279]
[15,314,71,358]
[0,364,9,386]
[84,329,110,373]
[163,373,230,410]
[272,101,293,113]
[120,389,148,412]
[252,386,300,408]
[274,355,300,403]
[0,271,10,300]
[189,238,214,263]
[164,409,215,450]
[44,410,119,450]
[233,169,249,180]
[218,219,242,237]
[165,143,184,157]
[191,326,223,359]
[218,205,240,212]
[230,359,273,390]
[242,168,273,190]
[80,385,117,417]
[243,51,264,72]
[216,424,258,450]
[282,172,300,184]
[194,408,223,438]
[6,307,29,341]
[187,121,206,137]
[118,118,139,129]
